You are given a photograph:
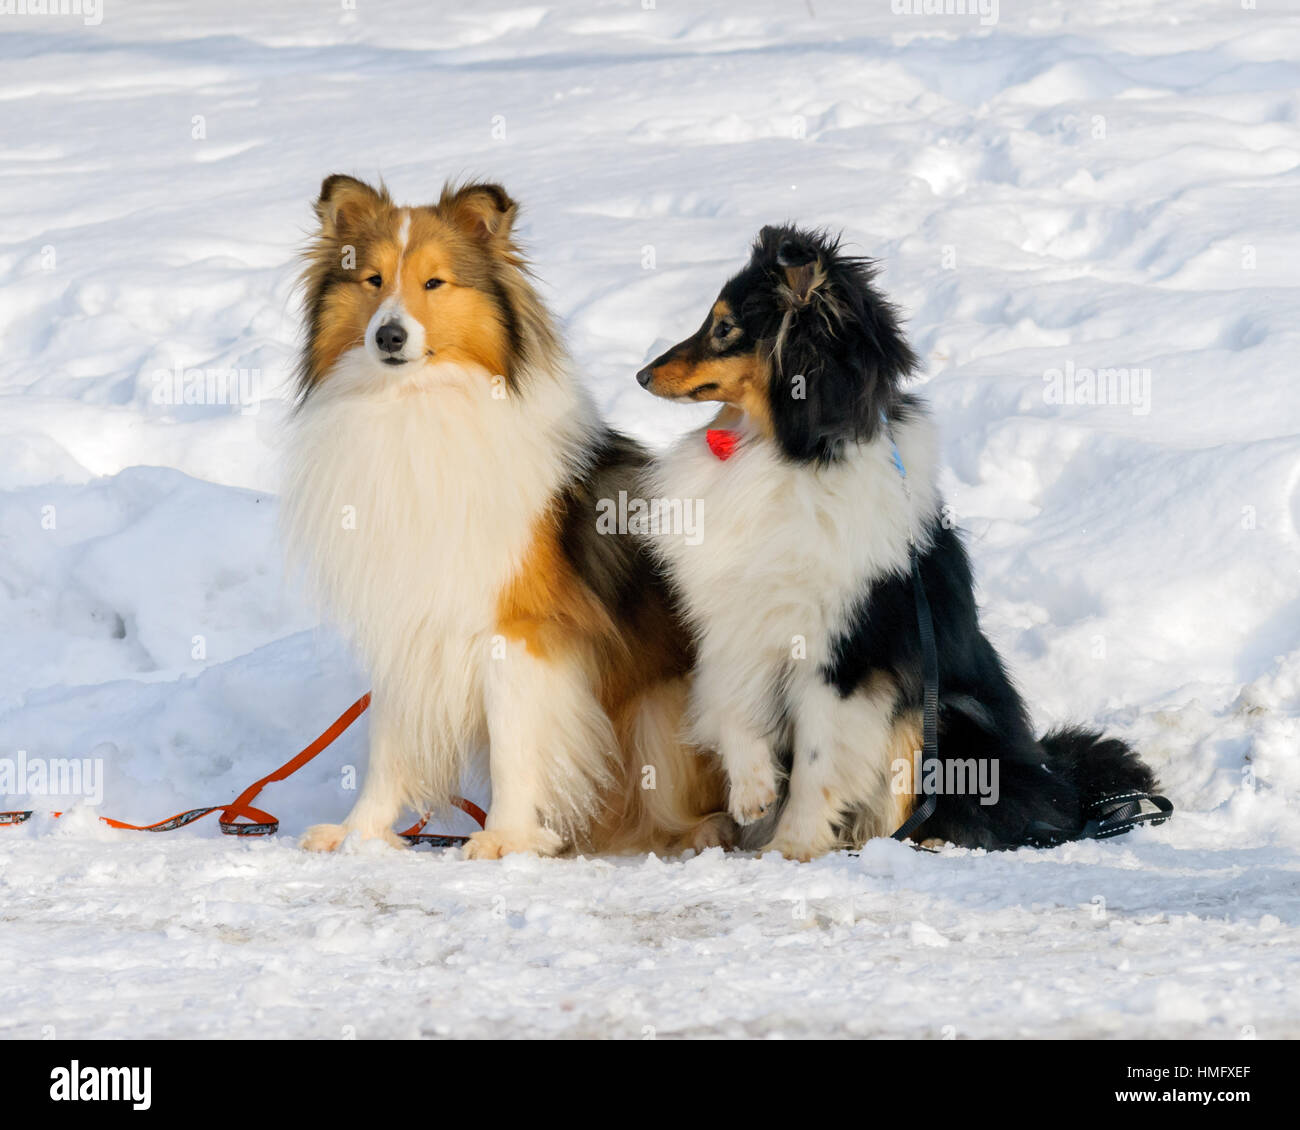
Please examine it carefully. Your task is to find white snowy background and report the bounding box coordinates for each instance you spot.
[2,0,1298,1038]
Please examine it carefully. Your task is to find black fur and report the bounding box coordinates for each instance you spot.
[823,517,1161,848]
[742,225,919,464]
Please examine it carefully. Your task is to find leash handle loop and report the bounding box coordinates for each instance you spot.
[1078,792,1173,840]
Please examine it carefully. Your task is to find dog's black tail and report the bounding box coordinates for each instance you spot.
[1033,726,1167,844]
[1042,726,1156,806]
[914,715,1169,850]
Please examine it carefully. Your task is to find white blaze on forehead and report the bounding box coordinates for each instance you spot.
[395,209,411,276]
[365,209,425,365]
[381,209,413,312]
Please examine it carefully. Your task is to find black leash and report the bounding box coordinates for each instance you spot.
[891,545,940,843]
[1078,791,1173,839]
[877,413,942,844]
[878,413,1171,847]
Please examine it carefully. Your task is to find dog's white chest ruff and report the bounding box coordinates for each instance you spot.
[644,415,940,854]
[651,421,936,654]
[280,357,583,771]
[646,418,938,740]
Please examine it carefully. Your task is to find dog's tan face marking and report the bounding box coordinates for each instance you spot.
[331,211,509,378]
[637,298,774,435]
[388,212,510,376]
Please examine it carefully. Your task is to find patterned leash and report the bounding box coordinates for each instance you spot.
[0,693,484,845]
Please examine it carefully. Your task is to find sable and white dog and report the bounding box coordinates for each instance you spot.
[282,176,728,858]
[638,225,1161,860]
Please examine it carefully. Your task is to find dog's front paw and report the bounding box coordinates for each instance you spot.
[463,827,562,860]
[301,823,348,852]
[728,765,777,826]
[761,828,836,862]
[300,823,406,852]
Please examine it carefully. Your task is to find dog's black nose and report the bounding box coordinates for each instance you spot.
[636,366,654,388]
[375,321,407,354]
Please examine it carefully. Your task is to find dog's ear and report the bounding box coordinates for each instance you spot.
[441,182,518,244]
[775,235,825,304]
[769,332,878,462]
[766,246,918,463]
[315,175,387,238]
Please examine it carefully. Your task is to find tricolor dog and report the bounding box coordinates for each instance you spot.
[637,225,1161,859]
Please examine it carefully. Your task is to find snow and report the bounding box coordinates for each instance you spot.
[2,0,1299,1038]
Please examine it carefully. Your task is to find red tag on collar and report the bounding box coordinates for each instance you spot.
[705,428,739,461]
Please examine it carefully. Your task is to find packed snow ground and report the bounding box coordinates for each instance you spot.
[2,0,1299,1038]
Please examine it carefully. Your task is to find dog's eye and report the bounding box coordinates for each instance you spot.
[425,278,445,290]
[364,274,382,288]
[713,318,739,341]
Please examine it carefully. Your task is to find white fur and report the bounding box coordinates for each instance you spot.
[282,348,610,854]
[646,412,940,858]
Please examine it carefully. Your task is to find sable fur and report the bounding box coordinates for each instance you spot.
[285,176,727,857]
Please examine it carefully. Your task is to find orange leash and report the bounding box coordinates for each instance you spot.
[0,692,485,845]
[400,795,488,846]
